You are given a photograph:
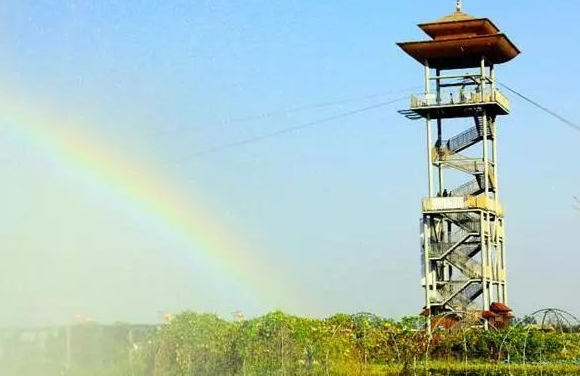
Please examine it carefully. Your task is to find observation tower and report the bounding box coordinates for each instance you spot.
[397,1,520,327]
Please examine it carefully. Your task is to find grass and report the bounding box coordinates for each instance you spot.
[2,359,580,375]
[368,361,580,375]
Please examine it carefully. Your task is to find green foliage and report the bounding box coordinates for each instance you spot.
[3,313,580,375]
[150,313,240,375]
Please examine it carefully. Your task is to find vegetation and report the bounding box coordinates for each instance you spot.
[1,311,580,375]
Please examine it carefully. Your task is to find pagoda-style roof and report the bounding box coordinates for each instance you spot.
[398,34,519,70]
[419,15,500,40]
[435,10,476,23]
[398,9,520,69]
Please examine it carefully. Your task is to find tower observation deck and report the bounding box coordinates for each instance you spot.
[397,3,520,327]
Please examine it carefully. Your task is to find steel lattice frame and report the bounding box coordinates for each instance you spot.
[405,59,510,326]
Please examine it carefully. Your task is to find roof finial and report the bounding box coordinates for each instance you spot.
[456,0,462,12]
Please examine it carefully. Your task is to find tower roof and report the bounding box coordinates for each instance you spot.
[397,6,520,69]
[437,0,475,22]
[419,12,500,41]
[436,10,476,23]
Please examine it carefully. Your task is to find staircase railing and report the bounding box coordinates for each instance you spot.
[435,281,475,307]
[451,179,481,197]
[444,212,480,233]
[430,225,479,259]
[449,282,483,309]
[448,248,482,279]
[446,126,481,154]
[439,154,486,173]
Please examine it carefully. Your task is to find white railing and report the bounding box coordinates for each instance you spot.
[422,197,466,212]
[410,89,510,111]
[422,196,504,216]
[493,90,510,112]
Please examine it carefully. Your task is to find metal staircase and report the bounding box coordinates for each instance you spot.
[450,179,482,197]
[439,116,491,155]
[444,212,480,232]
[433,280,483,310]
[438,154,495,186]
[447,282,484,310]
[424,115,493,314]
[426,213,483,310]
[435,116,497,194]
[447,248,481,279]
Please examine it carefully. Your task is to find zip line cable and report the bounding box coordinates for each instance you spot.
[156,86,421,137]
[497,81,580,133]
[497,81,580,213]
[156,79,579,215]
[161,81,577,163]
[172,96,408,162]
[223,86,423,125]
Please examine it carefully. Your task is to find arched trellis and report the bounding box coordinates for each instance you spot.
[408,308,580,372]
[349,308,580,372]
[498,308,580,366]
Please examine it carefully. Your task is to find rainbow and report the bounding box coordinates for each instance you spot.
[0,91,296,312]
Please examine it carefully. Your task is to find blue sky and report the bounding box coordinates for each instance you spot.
[0,0,578,325]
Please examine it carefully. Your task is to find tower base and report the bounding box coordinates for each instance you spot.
[422,303,514,330]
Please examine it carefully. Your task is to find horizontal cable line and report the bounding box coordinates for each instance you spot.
[497,81,580,133]
[172,96,407,162]
[223,86,422,125]
[156,86,420,137]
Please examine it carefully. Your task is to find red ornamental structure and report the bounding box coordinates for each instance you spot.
[398,1,519,329]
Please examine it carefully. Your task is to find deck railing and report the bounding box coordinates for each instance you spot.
[493,90,510,112]
[410,89,510,112]
[422,196,504,216]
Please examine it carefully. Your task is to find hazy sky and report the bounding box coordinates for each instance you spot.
[0,0,578,326]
